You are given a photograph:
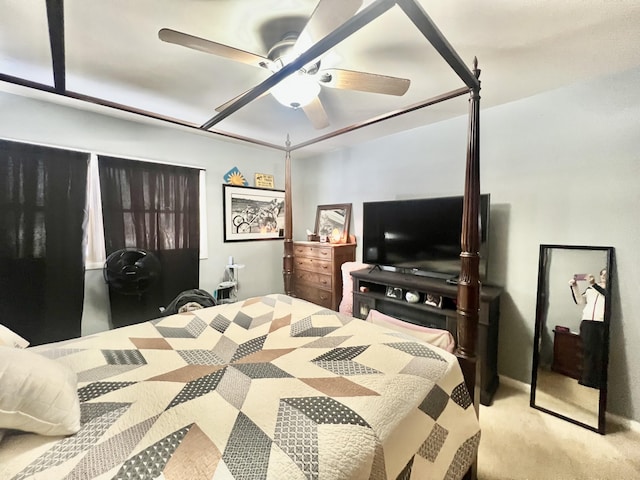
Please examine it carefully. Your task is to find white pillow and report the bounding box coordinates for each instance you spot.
[0,346,81,436]
[0,324,29,348]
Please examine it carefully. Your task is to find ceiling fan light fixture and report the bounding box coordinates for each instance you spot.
[270,72,321,109]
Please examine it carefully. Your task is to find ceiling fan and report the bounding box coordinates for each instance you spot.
[158,0,410,129]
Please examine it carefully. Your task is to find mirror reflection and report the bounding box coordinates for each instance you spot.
[531,245,614,434]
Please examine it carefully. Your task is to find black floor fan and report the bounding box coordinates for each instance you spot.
[103,248,162,328]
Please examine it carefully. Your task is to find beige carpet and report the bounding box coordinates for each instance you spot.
[477,378,640,480]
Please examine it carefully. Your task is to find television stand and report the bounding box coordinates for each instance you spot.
[351,268,502,406]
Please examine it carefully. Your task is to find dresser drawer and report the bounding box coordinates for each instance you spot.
[294,284,333,309]
[293,270,332,289]
[293,244,333,260]
[294,256,332,274]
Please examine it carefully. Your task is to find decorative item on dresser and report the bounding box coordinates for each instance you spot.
[291,241,356,310]
[314,203,352,244]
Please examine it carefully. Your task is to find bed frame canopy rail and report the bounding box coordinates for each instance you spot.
[280,0,483,401]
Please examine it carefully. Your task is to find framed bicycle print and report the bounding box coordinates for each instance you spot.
[223,184,285,242]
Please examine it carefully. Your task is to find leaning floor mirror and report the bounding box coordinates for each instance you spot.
[530,244,614,434]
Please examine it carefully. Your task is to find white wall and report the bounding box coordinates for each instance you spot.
[0,91,289,334]
[291,66,640,422]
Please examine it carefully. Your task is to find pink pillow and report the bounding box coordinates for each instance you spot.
[365,309,455,353]
[338,262,369,315]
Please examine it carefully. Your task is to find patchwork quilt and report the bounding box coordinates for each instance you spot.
[0,294,480,480]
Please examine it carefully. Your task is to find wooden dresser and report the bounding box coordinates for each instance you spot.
[292,241,356,310]
[551,328,583,380]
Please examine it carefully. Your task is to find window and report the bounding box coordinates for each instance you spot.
[84,155,207,269]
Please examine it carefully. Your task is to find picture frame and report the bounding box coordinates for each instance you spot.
[223,184,285,242]
[386,286,403,299]
[314,203,352,243]
[424,293,443,308]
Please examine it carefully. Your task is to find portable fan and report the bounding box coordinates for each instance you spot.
[103,249,162,296]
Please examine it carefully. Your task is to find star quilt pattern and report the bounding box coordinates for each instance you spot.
[0,294,480,480]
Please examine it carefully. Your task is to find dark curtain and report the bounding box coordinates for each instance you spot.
[0,140,89,345]
[98,156,200,327]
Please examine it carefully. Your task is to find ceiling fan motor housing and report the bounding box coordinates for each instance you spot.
[267,34,320,74]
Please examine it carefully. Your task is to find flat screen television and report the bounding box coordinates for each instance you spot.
[362,194,490,280]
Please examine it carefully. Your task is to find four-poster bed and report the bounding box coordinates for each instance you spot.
[275,0,484,403]
[0,1,485,479]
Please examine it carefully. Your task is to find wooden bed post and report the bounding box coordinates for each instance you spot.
[283,135,294,295]
[457,58,482,403]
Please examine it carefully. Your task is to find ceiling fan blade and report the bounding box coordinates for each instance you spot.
[215,89,269,112]
[302,96,330,130]
[294,0,363,54]
[159,28,271,69]
[319,68,410,96]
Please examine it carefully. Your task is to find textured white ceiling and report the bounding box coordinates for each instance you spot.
[1,0,639,156]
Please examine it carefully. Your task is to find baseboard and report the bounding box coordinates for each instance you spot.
[497,375,640,432]
[607,411,640,433]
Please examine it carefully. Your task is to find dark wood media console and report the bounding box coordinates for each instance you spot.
[351,268,502,406]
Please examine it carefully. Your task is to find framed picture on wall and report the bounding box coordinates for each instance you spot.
[223,184,285,242]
